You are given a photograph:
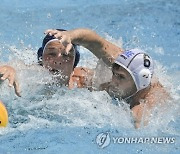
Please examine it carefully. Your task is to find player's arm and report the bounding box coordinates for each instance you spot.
[45,28,123,67]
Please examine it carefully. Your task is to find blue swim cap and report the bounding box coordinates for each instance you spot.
[37,29,80,68]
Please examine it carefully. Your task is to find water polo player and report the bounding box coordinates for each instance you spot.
[37,29,93,88]
[45,28,170,128]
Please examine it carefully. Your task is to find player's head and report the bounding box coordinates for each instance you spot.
[110,49,154,99]
[37,29,80,84]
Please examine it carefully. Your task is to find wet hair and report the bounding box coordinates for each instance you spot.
[37,29,80,68]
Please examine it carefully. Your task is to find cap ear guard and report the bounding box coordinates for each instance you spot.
[138,69,152,90]
[139,54,152,89]
[133,54,152,91]
[37,47,43,60]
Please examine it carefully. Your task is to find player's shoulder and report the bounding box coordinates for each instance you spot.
[73,67,94,77]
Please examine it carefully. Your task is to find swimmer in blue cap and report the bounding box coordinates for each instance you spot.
[45,28,170,128]
[38,29,94,88]
[0,65,21,97]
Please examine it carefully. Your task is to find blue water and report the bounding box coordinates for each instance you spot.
[0,0,180,153]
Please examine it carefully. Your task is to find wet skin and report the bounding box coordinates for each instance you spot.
[42,40,75,85]
[105,64,137,99]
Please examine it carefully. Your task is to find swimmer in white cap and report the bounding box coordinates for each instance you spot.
[45,28,169,128]
[0,65,21,97]
[110,48,154,100]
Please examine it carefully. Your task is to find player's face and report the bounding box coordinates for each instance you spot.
[42,40,75,84]
[109,64,137,99]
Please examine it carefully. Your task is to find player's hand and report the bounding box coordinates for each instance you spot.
[0,65,21,97]
[45,29,73,55]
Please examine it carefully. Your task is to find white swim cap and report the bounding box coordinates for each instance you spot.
[114,49,154,92]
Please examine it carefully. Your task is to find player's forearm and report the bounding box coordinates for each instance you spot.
[69,28,123,66]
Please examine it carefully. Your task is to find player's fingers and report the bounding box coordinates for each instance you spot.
[65,43,73,55]
[8,73,15,87]
[44,29,58,36]
[1,71,10,80]
[13,80,21,97]
[0,67,7,76]
[54,32,64,40]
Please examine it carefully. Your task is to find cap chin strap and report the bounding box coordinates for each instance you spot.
[123,90,138,101]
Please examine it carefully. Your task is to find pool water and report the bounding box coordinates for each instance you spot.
[0,0,179,153]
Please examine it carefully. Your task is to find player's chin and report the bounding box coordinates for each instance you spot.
[49,69,61,75]
[108,86,125,99]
